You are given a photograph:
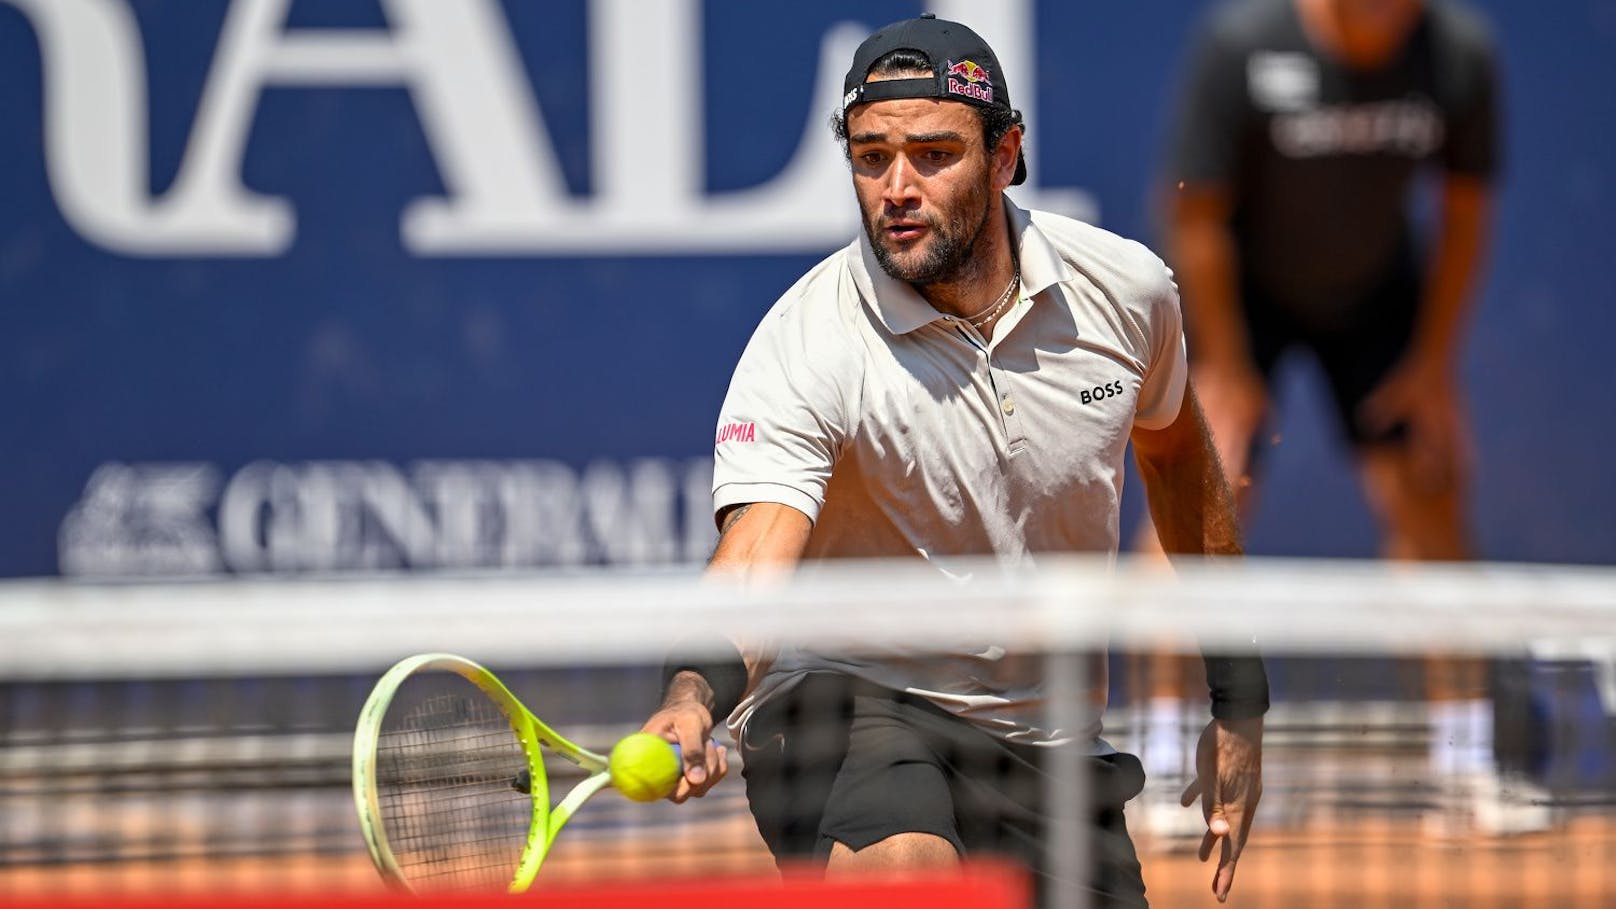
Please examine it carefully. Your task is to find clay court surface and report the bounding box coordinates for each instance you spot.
[1142,818,1616,908]
[6,812,1614,907]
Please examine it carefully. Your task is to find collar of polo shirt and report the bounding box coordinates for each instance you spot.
[852,198,1077,335]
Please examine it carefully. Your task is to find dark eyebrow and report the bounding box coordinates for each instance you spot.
[847,130,969,146]
[905,130,967,145]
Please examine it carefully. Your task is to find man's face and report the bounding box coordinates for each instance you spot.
[1326,0,1423,63]
[844,96,1015,285]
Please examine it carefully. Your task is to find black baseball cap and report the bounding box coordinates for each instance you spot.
[841,14,1027,185]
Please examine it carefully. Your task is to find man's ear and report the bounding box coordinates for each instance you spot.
[993,125,1024,191]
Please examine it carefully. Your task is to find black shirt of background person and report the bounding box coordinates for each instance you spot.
[1167,0,1498,316]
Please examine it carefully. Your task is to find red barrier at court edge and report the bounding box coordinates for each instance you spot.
[4,863,1029,909]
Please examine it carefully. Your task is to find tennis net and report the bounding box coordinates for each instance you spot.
[2,557,1614,907]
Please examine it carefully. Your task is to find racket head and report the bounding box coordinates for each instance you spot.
[351,653,606,893]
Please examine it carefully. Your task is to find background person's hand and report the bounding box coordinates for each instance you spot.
[1359,355,1472,494]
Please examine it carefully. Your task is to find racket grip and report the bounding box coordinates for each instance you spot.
[669,739,723,764]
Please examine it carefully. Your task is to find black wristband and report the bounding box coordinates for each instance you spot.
[660,637,747,721]
[1204,654,1270,720]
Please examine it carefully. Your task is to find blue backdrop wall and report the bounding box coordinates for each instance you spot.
[1,0,1611,578]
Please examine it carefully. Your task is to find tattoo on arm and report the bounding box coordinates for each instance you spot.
[708,504,756,564]
[708,501,811,573]
[717,503,753,535]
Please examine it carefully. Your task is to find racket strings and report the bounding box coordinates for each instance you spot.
[376,684,537,891]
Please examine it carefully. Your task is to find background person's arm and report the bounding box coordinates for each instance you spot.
[1168,185,1267,488]
[1159,8,1265,494]
[1359,177,1492,490]
[1415,176,1492,373]
[1169,187,1247,386]
[1361,17,1501,488]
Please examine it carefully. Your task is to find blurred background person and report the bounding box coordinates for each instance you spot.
[1137,0,1534,832]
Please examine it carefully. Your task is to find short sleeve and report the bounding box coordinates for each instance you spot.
[711,302,855,526]
[1440,23,1501,179]
[1165,14,1249,186]
[1133,263,1189,431]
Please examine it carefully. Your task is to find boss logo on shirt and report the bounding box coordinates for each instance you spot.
[1080,381,1125,406]
[716,421,757,444]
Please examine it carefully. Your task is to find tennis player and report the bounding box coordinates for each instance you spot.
[644,15,1268,906]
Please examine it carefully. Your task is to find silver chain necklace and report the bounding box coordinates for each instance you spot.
[965,266,1021,329]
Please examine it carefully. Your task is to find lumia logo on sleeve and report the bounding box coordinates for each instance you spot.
[716,421,757,444]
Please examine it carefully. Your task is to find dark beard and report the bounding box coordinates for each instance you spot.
[863,181,995,287]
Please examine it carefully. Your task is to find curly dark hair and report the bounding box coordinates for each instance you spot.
[831,49,1022,160]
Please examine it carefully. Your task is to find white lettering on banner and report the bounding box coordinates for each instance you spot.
[60,458,716,576]
[3,0,1095,257]
[58,463,223,576]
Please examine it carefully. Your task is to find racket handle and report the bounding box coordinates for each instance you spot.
[669,739,721,762]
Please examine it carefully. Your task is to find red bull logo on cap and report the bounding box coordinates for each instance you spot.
[945,59,994,103]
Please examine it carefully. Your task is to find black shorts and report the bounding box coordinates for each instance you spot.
[1239,250,1422,449]
[738,672,1149,909]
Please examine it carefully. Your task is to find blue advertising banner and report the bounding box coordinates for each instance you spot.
[1,0,1611,578]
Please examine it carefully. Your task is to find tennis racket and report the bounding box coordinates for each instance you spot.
[352,652,649,893]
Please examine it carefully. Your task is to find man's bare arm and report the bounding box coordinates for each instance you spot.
[1130,385,1242,558]
[644,501,813,801]
[1131,387,1263,903]
[703,501,813,684]
[709,501,814,577]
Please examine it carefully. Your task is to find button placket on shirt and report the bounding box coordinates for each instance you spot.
[992,361,1027,455]
[986,297,1030,455]
[952,312,1029,456]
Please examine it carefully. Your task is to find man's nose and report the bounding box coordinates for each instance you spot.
[881,155,920,208]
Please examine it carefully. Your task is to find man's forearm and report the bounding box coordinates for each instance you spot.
[1145,422,1269,718]
[1132,390,1265,716]
[666,501,813,720]
[1134,391,1243,558]
[1140,451,1243,557]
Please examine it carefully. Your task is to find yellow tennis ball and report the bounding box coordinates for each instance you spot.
[608,733,681,802]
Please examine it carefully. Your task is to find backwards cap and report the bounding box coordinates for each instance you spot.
[841,14,1027,185]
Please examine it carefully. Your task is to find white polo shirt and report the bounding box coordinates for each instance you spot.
[712,199,1187,746]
